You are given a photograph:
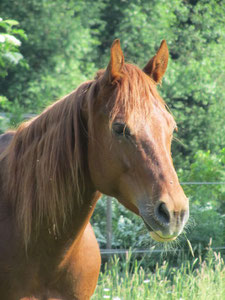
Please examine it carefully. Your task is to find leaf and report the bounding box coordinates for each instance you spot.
[4,19,19,26]
[187,239,195,258]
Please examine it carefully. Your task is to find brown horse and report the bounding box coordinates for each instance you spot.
[0,40,189,299]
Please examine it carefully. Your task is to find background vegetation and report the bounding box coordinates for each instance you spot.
[93,247,225,300]
[0,0,225,267]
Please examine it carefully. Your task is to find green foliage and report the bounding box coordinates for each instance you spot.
[0,17,27,78]
[0,17,27,129]
[179,149,225,248]
[93,248,225,300]
[180,149,225,209]
[0,106,9,134]
[0,0,104,114]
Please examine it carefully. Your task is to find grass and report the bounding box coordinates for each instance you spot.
[92,249,225,300]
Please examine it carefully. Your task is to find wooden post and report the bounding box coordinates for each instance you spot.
[106,197,112,249]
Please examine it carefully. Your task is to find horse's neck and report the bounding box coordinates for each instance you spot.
[29,189,101,268]
[70,190,101,240]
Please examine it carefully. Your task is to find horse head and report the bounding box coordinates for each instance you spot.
[87,40,189,242]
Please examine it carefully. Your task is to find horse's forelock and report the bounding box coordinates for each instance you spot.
[97,63,165,127]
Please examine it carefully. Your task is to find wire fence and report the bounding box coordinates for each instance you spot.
[181,182,225,185]
[100,247,225,256]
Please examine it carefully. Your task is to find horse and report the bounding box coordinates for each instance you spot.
[0,39,189,300]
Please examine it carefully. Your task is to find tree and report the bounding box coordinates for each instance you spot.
[0,0,104,115]
[0,17,27,131]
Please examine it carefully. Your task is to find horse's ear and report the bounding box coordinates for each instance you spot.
[103,39,124,83]
[143,40,169,84]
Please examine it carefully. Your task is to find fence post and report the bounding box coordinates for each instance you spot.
[106,197,112,249]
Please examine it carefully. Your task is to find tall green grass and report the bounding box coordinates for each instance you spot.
[92,249,225,300]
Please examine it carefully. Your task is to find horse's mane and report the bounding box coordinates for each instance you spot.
[1,63,166,247]
[2,81,95,247]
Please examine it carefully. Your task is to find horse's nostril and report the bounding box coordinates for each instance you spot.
[155,202,170,225]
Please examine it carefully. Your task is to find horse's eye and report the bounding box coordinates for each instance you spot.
[112,122,131,137]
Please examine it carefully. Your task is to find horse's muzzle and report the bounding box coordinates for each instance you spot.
[140,200,189,242]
